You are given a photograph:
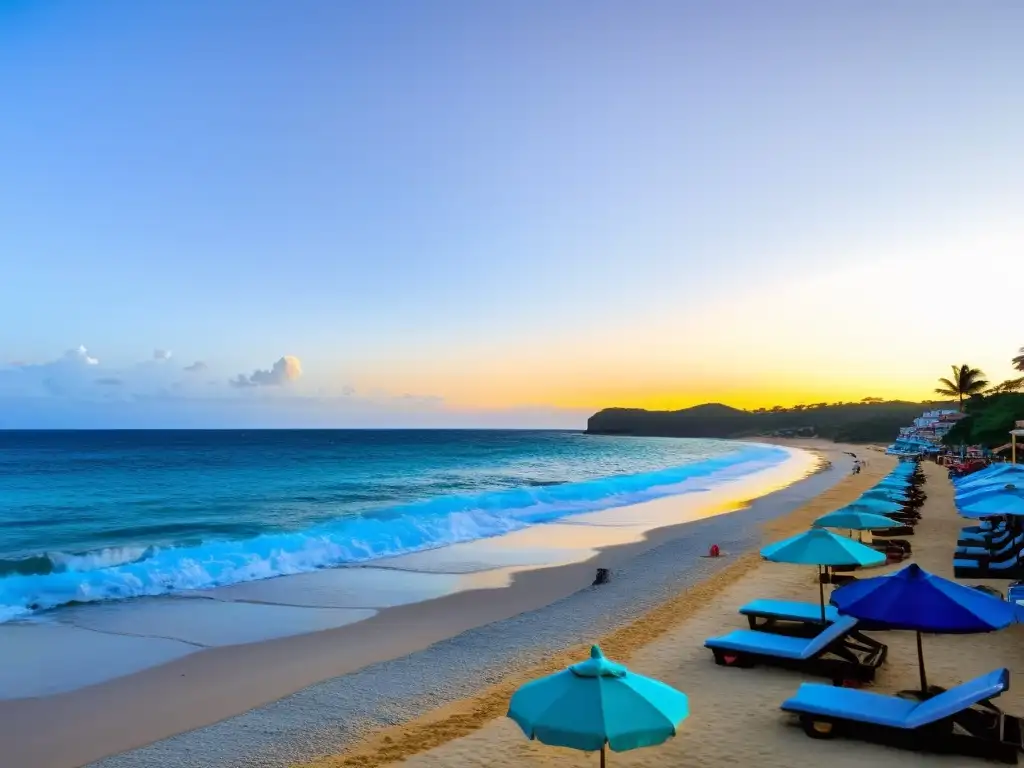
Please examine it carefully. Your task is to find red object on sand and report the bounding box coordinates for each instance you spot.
[709,544,721,557]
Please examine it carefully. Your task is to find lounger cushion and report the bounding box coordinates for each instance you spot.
[954,557,1019,570]
[782,684,917,727]
[782,668,1010,730]
[706,616,858,660]
[957,535,1016,556]
[738,599,839,624]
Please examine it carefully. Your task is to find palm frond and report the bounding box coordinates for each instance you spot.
[1013,347,1024,372]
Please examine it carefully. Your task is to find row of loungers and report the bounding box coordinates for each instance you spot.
[955,520,1024,580]
[704,599,1024,763]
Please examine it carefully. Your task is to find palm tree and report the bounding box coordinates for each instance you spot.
[1013,348,1024,372]
[935,364,989,411]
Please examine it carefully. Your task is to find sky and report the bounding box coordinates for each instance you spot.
[2,1,1024,428]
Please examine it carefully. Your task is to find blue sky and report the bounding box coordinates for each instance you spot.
[2,2,1023,427]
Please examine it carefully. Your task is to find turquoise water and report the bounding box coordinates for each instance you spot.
[0,430,790,621]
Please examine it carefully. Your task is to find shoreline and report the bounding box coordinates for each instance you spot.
[298,440,882,768]
[35,440,860,768]
[348,455,1024,768]
[1,441,813,701]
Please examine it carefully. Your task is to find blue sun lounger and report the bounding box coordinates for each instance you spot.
[961,520,1008,541]
[954,554,1024,580]
[705,615,886,683]
[958,532,1024,560]
[960,526,1011,547]
[738,599,839,634]
[782,668,1024,763]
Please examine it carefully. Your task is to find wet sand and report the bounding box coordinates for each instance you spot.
[306,455,1024,768]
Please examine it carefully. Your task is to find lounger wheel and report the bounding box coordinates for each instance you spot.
[800,715,840,739]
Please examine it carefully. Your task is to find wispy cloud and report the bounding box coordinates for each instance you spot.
[183,361,207,373]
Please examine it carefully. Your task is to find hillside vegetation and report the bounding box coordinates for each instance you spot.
[942,392,1024,448]
[586,400,939,443]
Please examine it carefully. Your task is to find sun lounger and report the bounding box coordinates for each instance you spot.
[819,571,857,586]
[705,615,886,683]
[958,532,1024,560]
[738,599,839,634]
[960,526,1011,547]
[954,557,1024,581]
[781,667,1023,763]
[873,524,914,537]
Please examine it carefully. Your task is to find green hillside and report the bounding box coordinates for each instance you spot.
[586,400,940,443]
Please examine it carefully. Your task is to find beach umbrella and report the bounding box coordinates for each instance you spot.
[846,497,904,515]
[955,483,1024,505]
[861,488,909,502]
[761,529,885,622]
[813,510,902,534]
[831,564,1021,693]
[956,465,1024,487]
[959,492,1024,518]
[874,479,912,491]
[508,645,689,767]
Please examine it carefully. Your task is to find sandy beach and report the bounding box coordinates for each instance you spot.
[297,450,1024,768]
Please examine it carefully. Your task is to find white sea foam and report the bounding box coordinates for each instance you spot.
[49,546,150,572]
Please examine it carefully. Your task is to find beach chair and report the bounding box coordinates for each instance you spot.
[738,599,839,635]
[954,556,1024,581]
[872,524,915,537]
[781,668,1024,763]
[959,524,1011,547]
[704,615,886,683]
[957,532,1024,561]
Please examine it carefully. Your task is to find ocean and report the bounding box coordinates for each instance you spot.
[0,430,791,622]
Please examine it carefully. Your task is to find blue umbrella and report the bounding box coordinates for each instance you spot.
[508,645,689,766]
[761,529,885,621]
[956,465,1024,488]
[959,492,1024,518]
[956,483,1024,505]
[831,563,1021,691]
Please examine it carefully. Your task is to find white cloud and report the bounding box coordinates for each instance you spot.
[153,349,172,361]
[183,361,207,373]
[231,356,303,388]
[65,345,99,365]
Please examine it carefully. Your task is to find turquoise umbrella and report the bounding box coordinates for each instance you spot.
[508,645,689,766]
[814,510,901,532]
[862,488,909,502]
[761,529,886,622]
[848,497,904,514]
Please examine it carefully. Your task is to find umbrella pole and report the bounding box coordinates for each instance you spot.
[818,565,826,622]
[600,744,606,768]
[916,631,928,692]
